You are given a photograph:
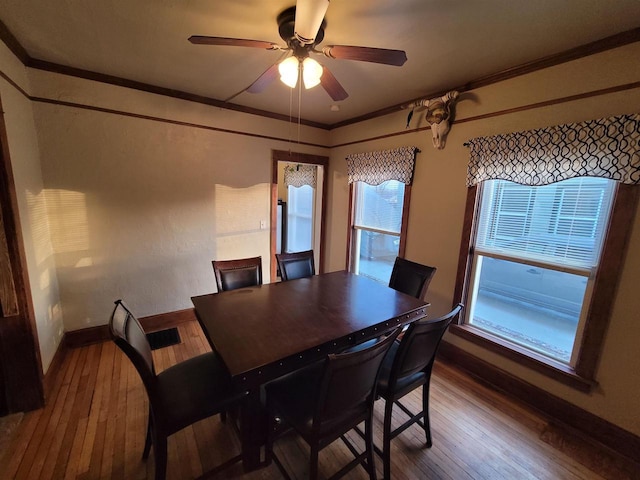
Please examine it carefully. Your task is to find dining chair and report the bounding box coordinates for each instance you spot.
[276,249,315,281]
[375,303,463,480]
[388,257,437,300]
[109,300,247,480]
[266,329,401,480]
[212,255,262,292]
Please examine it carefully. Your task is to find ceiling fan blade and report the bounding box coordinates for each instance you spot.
[320,67,348,101]
[322,45,407,66]
[246,64,280,94]
[294,0,330,44]
[189,36,280,50]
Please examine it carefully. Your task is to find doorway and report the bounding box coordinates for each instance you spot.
[0,99,44,413]
[270,150,329,280]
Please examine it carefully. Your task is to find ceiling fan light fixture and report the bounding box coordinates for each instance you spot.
[279,56,299,88]
[302,57,323,89]
[294,0,330,45]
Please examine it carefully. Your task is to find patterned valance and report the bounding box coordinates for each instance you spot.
[346,146,418,185]
[465,113,640,186]
[284,164,317,188]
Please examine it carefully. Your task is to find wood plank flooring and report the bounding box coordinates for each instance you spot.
[1,320,638,480]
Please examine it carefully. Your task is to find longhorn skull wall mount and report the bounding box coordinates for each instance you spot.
[404,91,459,149]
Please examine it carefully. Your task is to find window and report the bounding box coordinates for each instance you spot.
[345,146,418,283]
[350,180,407,283]
[466,177,615,365]
[287,184,314,253]
[456,114,639,389]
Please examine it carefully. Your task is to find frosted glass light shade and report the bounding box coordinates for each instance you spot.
[303,57,323,89]
[294,0,330,44]
[279,57,299,88]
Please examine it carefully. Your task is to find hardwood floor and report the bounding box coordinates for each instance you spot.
[0,320,637,480]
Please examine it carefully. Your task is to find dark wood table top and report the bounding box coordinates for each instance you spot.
[192,270,428,390]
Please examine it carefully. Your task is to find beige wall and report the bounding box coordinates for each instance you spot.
[1,35,639,437]
[326,43,640,436]
[0,43,63,373]
[26,71,329,330]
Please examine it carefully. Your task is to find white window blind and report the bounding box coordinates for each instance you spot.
[475,177,615,270]
[354,181,405,234]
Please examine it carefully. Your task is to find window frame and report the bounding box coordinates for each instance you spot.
[451,183,639,392]
[346,182,412,272]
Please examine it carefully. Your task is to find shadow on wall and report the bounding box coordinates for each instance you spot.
[43,184,271,330]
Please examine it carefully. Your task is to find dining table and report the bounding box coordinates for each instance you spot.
[191,270,428,471]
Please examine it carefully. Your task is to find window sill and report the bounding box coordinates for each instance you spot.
[448,324,595,393]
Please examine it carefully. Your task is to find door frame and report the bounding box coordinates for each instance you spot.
[0,96,44,413]
[271,150,329,280]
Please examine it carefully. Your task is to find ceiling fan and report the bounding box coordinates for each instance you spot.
[188,0,407,102]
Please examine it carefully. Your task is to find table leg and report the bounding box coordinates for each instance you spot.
[240,388,267,471]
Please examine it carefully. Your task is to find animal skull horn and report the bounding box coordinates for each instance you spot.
[406,91,459,149]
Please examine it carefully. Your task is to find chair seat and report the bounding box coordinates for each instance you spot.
[376,340,427,399]
[110,300,246,480]
[157,351,245,434]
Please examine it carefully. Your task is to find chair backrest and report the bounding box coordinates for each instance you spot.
[388,303,463,389]
[212,256,262,292]
[313,329,400,432]
[388,257,437,300]
[276,250,315,281]
[109,300,157,394]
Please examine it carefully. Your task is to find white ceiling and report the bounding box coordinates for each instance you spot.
[2,0,640,127]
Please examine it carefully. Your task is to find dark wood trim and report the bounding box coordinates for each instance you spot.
[1,19,637,131]
[331,81,640,148]
[270,181,279,280]
[0,200,18,315]
[346,183,354,271]
[270,150,329,279]
[0,70,29,99]
[0,19,30,65]
[452,186,478,311]
[0,35,637,141]
[451,182,639,390]
[449,324,593,392]
[271,150,330,166]
[30,96,328,149]
[330,27,640,129]
[64,307,198,349]
[346,180,412,270]
[438,341,640,465]
[27,58,330,130]
[0,96,44,412]
[138,307,198,332]
[63,325,110,349]
[398,184,411,258]
[576,183,640,378]
[453,81,640,127]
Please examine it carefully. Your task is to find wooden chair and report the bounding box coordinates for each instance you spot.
[276,249,315,281]
[388,257,437,300]
[266,329,401,480]
[212,255,262,292]
[109,300,246,480]
[376,303,463,480]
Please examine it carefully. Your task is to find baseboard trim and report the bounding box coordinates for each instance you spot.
[438,341,640,464]
[63,307,197,348]
[139,307,197,332]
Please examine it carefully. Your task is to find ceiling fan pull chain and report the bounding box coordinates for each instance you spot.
[297,64,302,144]
[288,84,294,152]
